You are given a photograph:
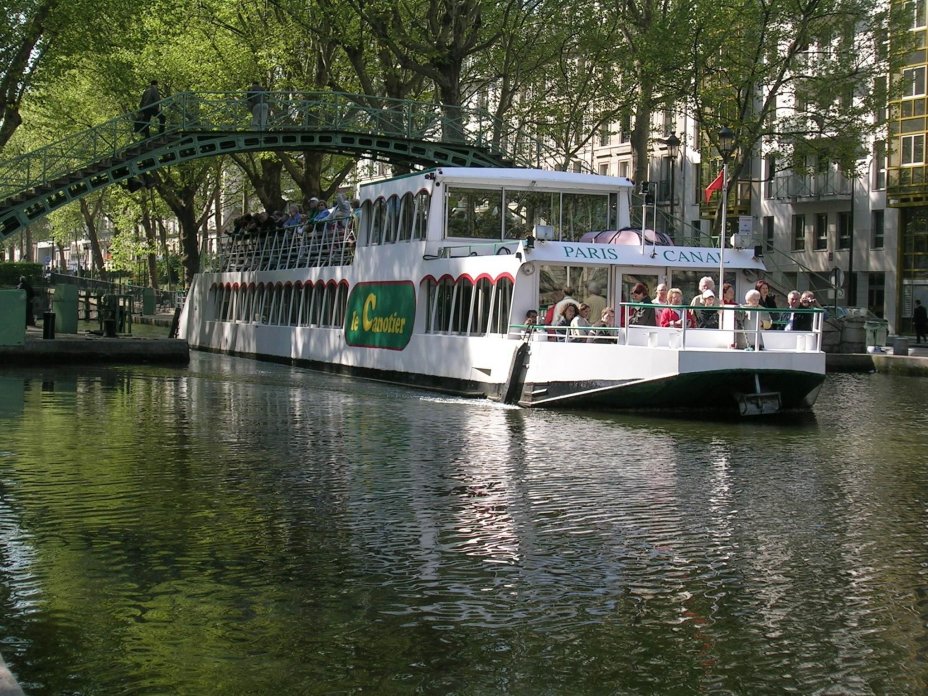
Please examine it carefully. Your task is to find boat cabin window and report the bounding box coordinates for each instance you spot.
[360,190,429,246]
[444,186,611,242]
[421,274,514,335]
[208,280,349,329]
[538,265,609,323]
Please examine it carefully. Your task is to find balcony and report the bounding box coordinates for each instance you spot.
[886,166,928,207]
[769,171,852,201]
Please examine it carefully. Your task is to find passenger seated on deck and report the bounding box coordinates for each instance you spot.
[590,307,617,343]
[554,302,580,341]
[658,288,696,329]
[742,289,772,350]
[569,303,593,342]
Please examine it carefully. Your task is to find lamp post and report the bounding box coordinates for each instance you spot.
[717,126,736,299]
[639,180,651,254]
[661,132,681,239]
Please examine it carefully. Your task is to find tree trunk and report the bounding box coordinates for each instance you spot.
[79,199,108,280]
[140,209,160,290]
[178,208,199,285]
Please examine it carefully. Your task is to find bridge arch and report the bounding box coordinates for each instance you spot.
[0,91,533,242]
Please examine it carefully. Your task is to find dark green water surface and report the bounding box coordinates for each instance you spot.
[0,353,926,694]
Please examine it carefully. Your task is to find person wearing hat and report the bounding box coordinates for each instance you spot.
[697,289,719,329]
[690,276,716,307]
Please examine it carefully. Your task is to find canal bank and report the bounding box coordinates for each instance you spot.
[0,326,188,366]
[826,342,928,376]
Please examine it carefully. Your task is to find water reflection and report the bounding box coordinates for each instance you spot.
[0,357,926,693]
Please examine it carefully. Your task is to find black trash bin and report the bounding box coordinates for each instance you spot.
[42,312,55,339]
[103,319,117,338]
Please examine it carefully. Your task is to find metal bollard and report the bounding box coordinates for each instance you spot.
[42,312,55,339]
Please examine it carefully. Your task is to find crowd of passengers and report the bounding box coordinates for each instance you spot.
[524,278,824,343]
[226,194,360,239]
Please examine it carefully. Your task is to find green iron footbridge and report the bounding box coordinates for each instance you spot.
[0,91,543,243]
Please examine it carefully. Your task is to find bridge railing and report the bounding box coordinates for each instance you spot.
[0,91,536,200]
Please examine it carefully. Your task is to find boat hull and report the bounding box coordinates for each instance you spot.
[516,369,825,412]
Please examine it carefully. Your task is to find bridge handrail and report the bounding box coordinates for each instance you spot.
[0,91,546,198]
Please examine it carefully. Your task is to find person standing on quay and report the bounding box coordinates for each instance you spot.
[17,276,35,326]
[914,299,928,344]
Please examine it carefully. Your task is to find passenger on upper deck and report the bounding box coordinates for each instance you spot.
[627,282,656,326]
[658,288,696,329]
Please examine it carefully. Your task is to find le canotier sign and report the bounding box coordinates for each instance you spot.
[345,281,416,350]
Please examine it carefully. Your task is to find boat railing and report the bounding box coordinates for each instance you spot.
[510,304,825,352]
[213,214,357,273]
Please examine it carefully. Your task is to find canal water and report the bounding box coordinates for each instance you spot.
[0,353,926,694]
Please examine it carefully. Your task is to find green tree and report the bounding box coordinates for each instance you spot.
[690,0,908,222]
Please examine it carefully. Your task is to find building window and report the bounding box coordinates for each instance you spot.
[868,272,885,317]
[871,209,884,248]
[764,216,774,251]
[815,213,828,250]
[903,66,927,98]
[792,214,806,251]
[874,141,886,189]
[837,211,852,250]
[598,163,610,176]
[901,134,925,165]
[598,124,610,147]
[909,0,926,29]
[764,156,776,199]
[619,161,630,178]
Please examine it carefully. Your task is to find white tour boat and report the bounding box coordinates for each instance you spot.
[178,167,826,415]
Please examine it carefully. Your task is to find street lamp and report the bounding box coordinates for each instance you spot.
[717,126,736,299]
[661,132,681,239]
[639,180,652,254]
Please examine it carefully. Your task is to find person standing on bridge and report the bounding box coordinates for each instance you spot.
[247,81,268,130]
[134,80,162,138]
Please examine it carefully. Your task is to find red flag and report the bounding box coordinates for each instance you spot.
[704,170,724,204]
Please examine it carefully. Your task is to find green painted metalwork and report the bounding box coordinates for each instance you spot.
[0,91,545,242]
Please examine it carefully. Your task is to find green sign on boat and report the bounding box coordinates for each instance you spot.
[345,281,416,350]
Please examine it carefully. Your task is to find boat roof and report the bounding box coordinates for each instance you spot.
[433,168,635,192]
[358,167,635,199]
